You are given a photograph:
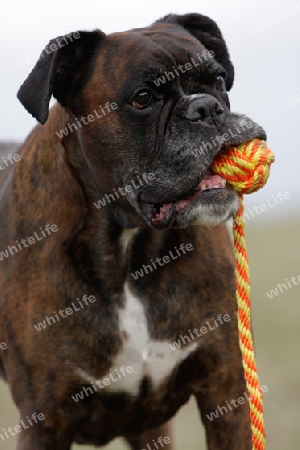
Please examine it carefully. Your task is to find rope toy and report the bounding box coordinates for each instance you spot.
[211,139,275,450]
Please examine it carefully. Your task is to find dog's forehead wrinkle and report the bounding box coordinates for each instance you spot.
[104,40,175,86]
[107,29,212,77]
[137,27,220,71]
[106,30,222,94]
[140,24,203,49]
[107,31,174,62]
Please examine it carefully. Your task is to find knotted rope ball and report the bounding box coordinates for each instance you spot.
[212,139,275,195]
[211,139,275,450]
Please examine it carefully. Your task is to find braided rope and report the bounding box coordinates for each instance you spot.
[211,139,275,450]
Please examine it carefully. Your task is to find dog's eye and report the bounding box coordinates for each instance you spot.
[214,75,226,92]
[131,90,154,109]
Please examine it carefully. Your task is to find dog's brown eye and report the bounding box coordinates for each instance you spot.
[131,90,153,109]
[214,75,226,92]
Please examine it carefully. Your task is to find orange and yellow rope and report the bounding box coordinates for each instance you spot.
[211,139,275,450]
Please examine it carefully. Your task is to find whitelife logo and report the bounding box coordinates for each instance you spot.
[169,314,231,350]
[153,50,215,87]
[206,385,269,421]
[0,153,21,171]
[251,3,300,35]
[289,90,300,106]
[0,412,45,443]
[71,366,133,402]
[55,102,118,138]
[244,191,291,221]
[19,32,81,68]
[0,225,58,261]
[191,120,254,157]
[33,295,96,332]
[0,342,7,351]
[93,173,156,210]
[141,435,171,450]
[266,275,300,299]
[131,243,194,280]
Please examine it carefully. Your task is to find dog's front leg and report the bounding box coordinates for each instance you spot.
[195,378,252,450]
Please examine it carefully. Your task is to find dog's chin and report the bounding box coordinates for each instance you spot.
[139,187,239,230]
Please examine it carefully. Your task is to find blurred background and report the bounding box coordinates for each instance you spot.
[0,0,299,448]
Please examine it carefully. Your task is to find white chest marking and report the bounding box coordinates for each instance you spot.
[120,228,139,254]
[104,283,198,396]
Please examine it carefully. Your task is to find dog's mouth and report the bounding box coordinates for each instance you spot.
[151,170,226,222]
[140,169,234,229]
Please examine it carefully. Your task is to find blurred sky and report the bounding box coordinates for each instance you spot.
[1,0,299,219]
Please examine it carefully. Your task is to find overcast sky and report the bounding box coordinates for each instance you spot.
[1,0,299,220]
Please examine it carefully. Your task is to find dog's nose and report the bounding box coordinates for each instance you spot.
[184,96,225,125]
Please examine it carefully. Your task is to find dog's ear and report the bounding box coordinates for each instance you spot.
[17,30,105,124]
[158,13,234,90]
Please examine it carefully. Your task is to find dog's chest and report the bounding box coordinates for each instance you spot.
[105,284,197,396]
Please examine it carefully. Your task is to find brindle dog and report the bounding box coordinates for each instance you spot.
[0,13,266,450]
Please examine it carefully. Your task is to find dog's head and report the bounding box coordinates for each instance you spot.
[18,13,266,229]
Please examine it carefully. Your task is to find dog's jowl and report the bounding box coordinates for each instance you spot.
[0,12,266,450]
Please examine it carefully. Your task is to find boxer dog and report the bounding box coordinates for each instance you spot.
[0,13,266,450]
